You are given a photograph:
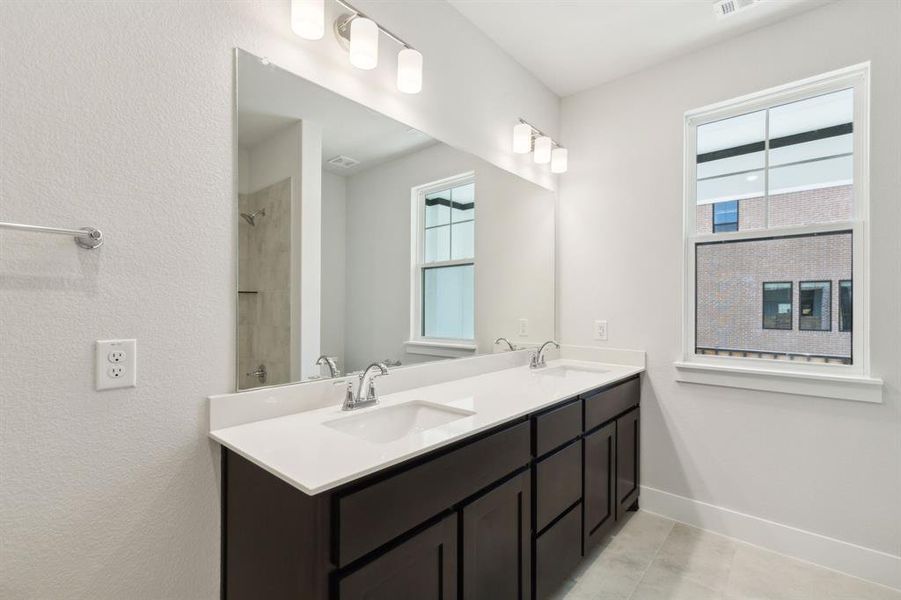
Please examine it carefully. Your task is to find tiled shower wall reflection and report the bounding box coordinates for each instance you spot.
[238,178,292,389]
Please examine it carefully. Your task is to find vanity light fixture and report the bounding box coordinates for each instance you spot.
[533,136,552,164]
[512,118,568,173]
[291,0,423,93]
[512,122,532,154]
[551,147,568,174]
[349,16,379,69]
[291,0,325,40]
[397,47,423,94]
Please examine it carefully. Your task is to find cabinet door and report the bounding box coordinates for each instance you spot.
[583,422,616,553]
[615,408,640,519]
[462,471,531,600]
[337,514,457,600]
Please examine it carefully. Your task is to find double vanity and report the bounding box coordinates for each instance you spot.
[210,355,643,599]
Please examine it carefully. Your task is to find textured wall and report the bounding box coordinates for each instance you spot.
[559,0,900,567]
[0,1,559,598]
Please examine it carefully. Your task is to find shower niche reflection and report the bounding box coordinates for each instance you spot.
[235,49,556,390]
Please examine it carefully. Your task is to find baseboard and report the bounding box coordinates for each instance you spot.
[640,485,901,591]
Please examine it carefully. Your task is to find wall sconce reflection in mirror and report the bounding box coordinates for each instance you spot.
[513,118,568,174]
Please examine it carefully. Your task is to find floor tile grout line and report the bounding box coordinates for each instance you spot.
[625,516,677,600]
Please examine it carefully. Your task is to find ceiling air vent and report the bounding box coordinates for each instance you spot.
[327,155,360,169]
[713,0,757,19]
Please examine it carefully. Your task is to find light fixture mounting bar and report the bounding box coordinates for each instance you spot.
[333,0,417,50]
[518,118,563,148]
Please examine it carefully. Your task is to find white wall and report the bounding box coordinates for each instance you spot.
[0,1,559,598]
[343,142,556,373]
[320,171,347,371]
[558,0,900,586]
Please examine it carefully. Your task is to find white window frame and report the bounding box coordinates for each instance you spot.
[675,63,883,403]
[406,172,477,357]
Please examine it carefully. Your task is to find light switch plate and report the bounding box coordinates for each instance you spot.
[96,339,136,390]
[594,320,608,341]
[518,318,529,337]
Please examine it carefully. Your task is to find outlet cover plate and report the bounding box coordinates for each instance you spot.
[594,320,608,341]
[96,339,136,390]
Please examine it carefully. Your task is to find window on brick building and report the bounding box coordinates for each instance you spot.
[713,200,739,233]
[684,65,870,384]
[762,282,793,330]
[839,280,853,332]
[799,281,831,331]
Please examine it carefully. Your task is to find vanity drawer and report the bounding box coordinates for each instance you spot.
[535,503,582,600]
[584,377,640,432]
[535,439,582,531]
[534,399,581,457]
[336,420,530,566]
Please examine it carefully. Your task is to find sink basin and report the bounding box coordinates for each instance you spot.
[532,365,608,378]
[323,401,475,444]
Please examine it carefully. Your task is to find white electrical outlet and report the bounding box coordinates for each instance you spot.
[96,339,136,390]
[518,318,529,337]
[594,320,608,341]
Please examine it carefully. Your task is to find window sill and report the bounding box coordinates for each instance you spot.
[404,340,478,358]
[674,361,883,403]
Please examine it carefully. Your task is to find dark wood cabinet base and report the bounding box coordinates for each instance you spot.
[221,374,640,600]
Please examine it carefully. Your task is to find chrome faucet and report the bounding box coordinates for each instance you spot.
[530,340,560,369]
[315,355,339,378]
[495,337,517,352]
[343,362,389,410]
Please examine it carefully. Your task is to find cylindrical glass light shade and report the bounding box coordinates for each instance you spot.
[512,123,532,154]
[551,147,568,173]
[397,48,423,94]
[533,136,552,164]
[291,0,325,40]
[349,17,379,70]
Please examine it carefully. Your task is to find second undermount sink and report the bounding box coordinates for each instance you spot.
[323,401,476,444]
[532,365,609,378]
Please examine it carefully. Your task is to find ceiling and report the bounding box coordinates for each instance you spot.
[237,51,435,175]
[448,0,832,97]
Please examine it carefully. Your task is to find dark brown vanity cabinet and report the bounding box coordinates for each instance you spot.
[583,421,616,553]
[221,375,640,600]
[337,514,458,600]
[462,470,531,599]
[615,407,640,519]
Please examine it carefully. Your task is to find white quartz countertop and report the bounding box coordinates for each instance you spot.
[209,359,643,495]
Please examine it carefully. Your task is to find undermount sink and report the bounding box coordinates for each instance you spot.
[323,401,475,444]
[532,365,609,378]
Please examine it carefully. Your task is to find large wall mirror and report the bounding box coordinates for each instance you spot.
[235,49,556,390]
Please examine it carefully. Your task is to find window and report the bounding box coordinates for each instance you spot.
[712,200,739,232]
[762,282,792,330]
[411,174,475,343]
[799,281,831,331]
[682,64,872,392]
[839,280,852,332]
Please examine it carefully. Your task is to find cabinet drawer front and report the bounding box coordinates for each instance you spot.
[535,504,582,600]
[337,421,530,566]
[337,513,457,600]
[535,440,582,532]
[584,377,639,432]
[534,399,581,457]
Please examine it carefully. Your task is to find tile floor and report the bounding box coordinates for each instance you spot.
[551,511,901,600]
